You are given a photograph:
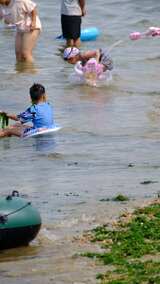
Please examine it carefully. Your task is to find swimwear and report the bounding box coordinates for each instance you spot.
[17,102,54,128]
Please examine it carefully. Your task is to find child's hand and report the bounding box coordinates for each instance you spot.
[95,49,101,62]
[30,22,36,31]
[30,8,37,31]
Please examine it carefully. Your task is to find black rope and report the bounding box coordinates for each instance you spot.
[0,202,31,224]
[6,202,31,217]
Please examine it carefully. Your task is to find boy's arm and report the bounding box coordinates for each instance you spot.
[79,0,86,16]
[17,107,35,124]
[7,114,19,121]
[0,112,19,121]
[0,106,34,123]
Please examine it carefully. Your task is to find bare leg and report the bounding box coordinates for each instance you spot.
[0,130,8,137]
[15,32,23,61]
[73,37,81,48]
[66,39,74,47]
[66,37,81,48]
[0,124,26,138]
[21,30,40,62]
[18,30,40,63]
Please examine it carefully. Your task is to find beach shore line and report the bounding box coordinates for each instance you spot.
[0,196,158,284]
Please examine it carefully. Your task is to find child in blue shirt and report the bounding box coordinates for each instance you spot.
[0,83,55,138]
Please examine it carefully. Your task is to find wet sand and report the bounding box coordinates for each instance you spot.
[0,1,160,283]
[0,197,155,284]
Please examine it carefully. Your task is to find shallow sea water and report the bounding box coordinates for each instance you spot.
[0,0,160,283]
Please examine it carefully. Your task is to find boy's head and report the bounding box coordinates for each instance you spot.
[63,47,80,64]
[30,83,46,103]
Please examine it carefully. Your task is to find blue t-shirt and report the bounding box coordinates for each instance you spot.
[18,102,54,129]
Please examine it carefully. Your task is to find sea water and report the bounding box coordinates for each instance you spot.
[0,0,160,283]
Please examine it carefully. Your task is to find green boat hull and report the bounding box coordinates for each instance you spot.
[0,191,41,249]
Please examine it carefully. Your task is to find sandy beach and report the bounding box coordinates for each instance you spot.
[0,196,157,284]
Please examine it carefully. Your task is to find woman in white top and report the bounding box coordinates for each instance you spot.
[0,0,41,62]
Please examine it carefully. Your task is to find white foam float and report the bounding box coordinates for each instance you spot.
[23,125,62,139]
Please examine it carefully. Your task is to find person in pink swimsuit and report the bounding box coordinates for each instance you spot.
[0,0,41,62]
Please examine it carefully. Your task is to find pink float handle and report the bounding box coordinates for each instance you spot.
[129,32,142,40]
[129,27,160,41]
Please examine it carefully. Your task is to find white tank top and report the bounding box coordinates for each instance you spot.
[61,0,82,16]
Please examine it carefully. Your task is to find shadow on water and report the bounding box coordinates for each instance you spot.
[0,243,41,263]
[0,136,56,153]
[0,138,11,150]
[15,62,38,74]
[32,136,57,152]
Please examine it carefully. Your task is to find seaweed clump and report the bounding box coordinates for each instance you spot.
[82,202,160,283]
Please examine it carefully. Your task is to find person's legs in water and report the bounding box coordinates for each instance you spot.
[62,15,81,48]
[0,124,27,138]
[17,30,40,62]
[15,32,23,61]
[66,38,80,48]
[66,38,74,47]
[73,37,81,48]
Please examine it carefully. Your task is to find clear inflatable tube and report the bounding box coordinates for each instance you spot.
[71,59,113,87]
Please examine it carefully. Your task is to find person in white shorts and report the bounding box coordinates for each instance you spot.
[0,0,41,62]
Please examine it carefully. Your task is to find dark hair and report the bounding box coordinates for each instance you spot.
[29,83,45,101]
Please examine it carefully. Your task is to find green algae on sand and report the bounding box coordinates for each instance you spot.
[82,201,160,284]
